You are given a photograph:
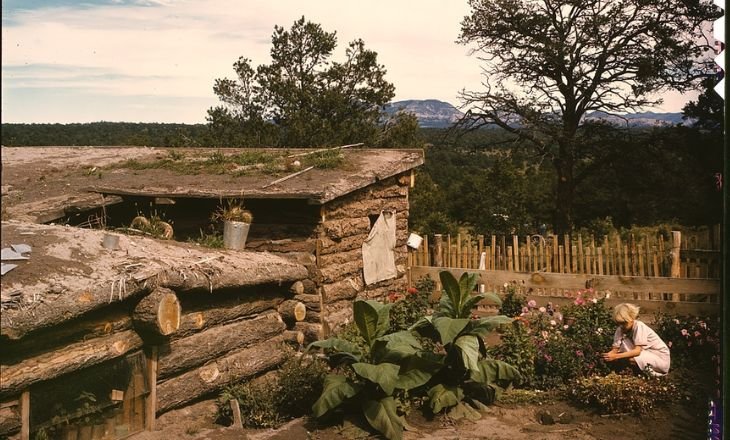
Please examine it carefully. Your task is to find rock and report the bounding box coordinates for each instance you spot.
[536,409,555,425]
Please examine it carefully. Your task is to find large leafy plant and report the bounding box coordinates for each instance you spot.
[412,271,521,414]
[308,300,439,440]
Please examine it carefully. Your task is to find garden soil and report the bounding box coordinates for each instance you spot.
[129,389,710,440]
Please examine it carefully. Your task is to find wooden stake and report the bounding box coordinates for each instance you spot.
[434,234,443,267]
[513,235,520,272]
[20,391,29,440]
[261,166,314,188]
[145,347,158,431]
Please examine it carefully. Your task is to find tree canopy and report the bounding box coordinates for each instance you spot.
[457,0,720,233]
[208,16,418,147]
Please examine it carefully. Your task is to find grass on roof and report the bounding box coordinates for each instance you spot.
[110,149,347,176]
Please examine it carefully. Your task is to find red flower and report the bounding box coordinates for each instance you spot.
[387,291,398,303]
[407,287,418,295]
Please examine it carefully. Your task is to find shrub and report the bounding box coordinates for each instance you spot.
[653,313,719,370]
[217,352,328,428]
[569,372,678,414]
[498,281,526,317]
[387,278,433,333]
[487,321,536,387]
[489,289,614,389]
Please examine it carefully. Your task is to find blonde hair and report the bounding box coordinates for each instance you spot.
[613,303,640,323]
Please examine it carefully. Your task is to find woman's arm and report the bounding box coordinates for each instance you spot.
[603,346,641,361]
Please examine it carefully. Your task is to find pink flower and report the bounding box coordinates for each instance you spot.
[544,354,553,362]
[576,350,584,357]
[694,331,701,337]
[522,306,529,313]
[527,300,537,308]
[668,341,672,348]
[688,341,693,347]
[699,321,707,329]
[574,297,585,306]
[681,329,688,336]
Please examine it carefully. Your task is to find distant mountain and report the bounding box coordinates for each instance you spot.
[584,111,685,127]
[384,99,685,128]
[384,99,464,128]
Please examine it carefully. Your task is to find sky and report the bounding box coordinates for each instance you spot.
[1,0,716,124]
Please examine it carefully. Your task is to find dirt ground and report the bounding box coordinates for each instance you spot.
[129,372,712,440]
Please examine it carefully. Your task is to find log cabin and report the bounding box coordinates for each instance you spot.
[0,146,424,439]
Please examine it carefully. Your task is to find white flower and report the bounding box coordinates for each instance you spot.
[597,327,603,334]
[605,292,611,299]
[503,282,509,288]
[539,307,546,313]
[592,298,598,304]
[550,320,556,326]
[563,325,569,330]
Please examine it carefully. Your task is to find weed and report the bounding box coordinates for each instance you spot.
[301,149,345,169]
[189,229,224,248]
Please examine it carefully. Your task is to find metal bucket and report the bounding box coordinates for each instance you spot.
[223,221,250,250]
[102,233,120,250]
[406,233,423,249]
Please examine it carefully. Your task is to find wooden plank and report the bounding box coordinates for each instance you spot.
[571,245,577,274]
[525,237,532,272]
[597,247,604,276]
[577,235,584,274]
[409,266,721,296]
[456,234,462,269]
[670,231,681,301]
[20,391,29,440]
[507,246,514,272]
[446,234,452,267]
[145,347,157,430]
[491,236,496,270]
[423,235,430,267]
[552,235,559,274]
[558,245,565,274]
[434,234,443,268]
[623,244,630,276]
[513,235,520,272]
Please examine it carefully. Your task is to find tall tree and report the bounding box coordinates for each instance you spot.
[457,0,719,234]
[209,17,411,147]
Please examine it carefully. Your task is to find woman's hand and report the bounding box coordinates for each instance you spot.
[602,351,619,362]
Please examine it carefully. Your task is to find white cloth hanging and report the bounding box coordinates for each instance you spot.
[362,211,397,285]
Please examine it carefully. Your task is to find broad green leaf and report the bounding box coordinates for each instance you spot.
[408,315,433,331]
[428,384,463,414]
[307,338,362,356]
[481,291,503,307]
[460,294,486,319]
[432,317,470,345]
[352,362,400,395]
[353,300,391,346]
[468,315,514,338]
[312,374,360,417]
[439,271,461,313]
[454,335,480,373]
[362,397,404,440]
[395,354,443,390]
[458,272,479,305]
[470,359,522,387]
[371,331,421,364]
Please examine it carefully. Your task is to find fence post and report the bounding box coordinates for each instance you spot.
[513,235,520,272]
[434,234,443,268]
[670,231,682,301]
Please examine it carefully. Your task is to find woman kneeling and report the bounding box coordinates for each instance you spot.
[602,303,670,376]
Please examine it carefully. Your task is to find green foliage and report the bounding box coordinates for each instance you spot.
[653,314,719,370]
[188,228,224,248]
[218,353,328,428]
[569,372,678,415]
[208,16,418,148]
[487,321,536,387]
[435,271,501,319]
[498,282,526,317]
[387,285,431,333]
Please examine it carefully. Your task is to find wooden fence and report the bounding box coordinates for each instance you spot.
[406,226,721,316]
[407,266,721,316]
[408,226,721,279]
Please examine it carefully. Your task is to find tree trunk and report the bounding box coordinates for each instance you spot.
[156,334,294,413]
[553,150,574,236]
[289,280,316,295]
[176,294,283,339]
[133,287,181,340]
[0,330,143,398]
[158,313,286,379]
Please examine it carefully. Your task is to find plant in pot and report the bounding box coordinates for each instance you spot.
[213,200,253,250]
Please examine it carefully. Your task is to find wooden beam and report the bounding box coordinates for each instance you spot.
[145,347,158,431]
[409,267,720,296]
[20,392,29,440]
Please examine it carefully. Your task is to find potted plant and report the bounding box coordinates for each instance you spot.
[213,200,253,250]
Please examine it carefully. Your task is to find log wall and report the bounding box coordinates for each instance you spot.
[0,274,308,439]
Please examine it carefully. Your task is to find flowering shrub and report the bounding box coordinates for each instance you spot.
[490,289,614,389]
[569,372,678,414]
[498,281,526,317]
[387,276,434,333]
[653,313,719,370]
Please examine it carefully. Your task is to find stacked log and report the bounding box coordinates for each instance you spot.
[316,174,412,332]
